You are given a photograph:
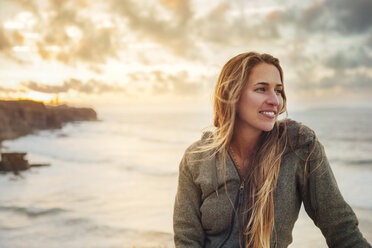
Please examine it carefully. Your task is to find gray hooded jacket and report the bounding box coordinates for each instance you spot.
[173,119,371,248]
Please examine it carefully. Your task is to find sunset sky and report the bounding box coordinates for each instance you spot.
[0,0,371,110]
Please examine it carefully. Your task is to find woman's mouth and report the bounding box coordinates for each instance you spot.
[259,111,276,119]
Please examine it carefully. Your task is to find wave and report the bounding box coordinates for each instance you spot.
[140,136,186,145]
[121,164,178,176]
[332,137,372,143]
[73,223,174,245]
[348,159,372,166]
[94,225,173,237]
[0,206,67,217]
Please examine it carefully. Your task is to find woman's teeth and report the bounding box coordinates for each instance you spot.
[260,111,275,116]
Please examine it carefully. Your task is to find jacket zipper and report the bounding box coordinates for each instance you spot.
[217,183,241,248]
[238,180,244,206]
[217,154,244,248]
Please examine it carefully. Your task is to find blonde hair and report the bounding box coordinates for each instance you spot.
[209,52,288,247]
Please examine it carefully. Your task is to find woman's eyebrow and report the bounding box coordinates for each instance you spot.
[254,82,283,87]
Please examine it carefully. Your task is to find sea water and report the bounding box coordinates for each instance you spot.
[0,107,371,248]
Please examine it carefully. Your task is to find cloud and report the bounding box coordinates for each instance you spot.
[256,0,372,39]
[2,0,121,68]
[127,70,205,95]
[292,69,372,92]
[18,70,207,97]
[0,0,337,66]
[324,50,372,70]
[195,3,280,46]
[0,86,19,93]
[0,26,11,51]
[111,0,285,59]
[328,0,372,34]
[157,0,193,25]
[1,0,371,104]
[2,0,371,66]
[74,27,119,64]
[299,0,372,35]
[22,80,69,93]
[366,35,372,49]
[38,0,120,65]
[9,0,40,17]
[110,0,198,58]
[21,78,125,94]
[168,71,203,95]
[318,72,372,90]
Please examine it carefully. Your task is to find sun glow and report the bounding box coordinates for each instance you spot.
[22,91,55,103]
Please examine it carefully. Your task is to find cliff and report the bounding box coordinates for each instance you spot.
[0,100,97,142]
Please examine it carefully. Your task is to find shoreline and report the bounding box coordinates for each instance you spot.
[0,99,97,144]
[0,99,98,172]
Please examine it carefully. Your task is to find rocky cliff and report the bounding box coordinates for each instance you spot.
[0,100,97,142]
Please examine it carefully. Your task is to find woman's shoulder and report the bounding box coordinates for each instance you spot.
[182,131,216,161]
[280,119,325,167]
[184,130,214,150]
[281,118,318,149]
[178,132,217,177]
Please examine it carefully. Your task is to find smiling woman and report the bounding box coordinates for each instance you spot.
[236,63,284,134]
[173,52,371,248]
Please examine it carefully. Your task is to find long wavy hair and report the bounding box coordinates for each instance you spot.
[210,52,288,247]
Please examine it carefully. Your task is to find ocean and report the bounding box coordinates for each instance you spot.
[0,106,371,247]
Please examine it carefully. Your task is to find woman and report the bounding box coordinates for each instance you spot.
[173,52,371,248]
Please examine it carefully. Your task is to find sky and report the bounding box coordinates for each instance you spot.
[0,0,371,110]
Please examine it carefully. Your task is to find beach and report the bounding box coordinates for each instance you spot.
[0,106,371,247]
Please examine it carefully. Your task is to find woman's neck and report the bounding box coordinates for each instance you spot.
[231,123,262,159]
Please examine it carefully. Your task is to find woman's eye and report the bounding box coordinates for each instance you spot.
[255,88,265,92]
[275,89,283,94]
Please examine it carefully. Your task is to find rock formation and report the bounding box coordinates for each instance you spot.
[0,152,50,173]
[0,100,97,142]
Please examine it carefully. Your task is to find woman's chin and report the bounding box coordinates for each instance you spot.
[260,123,276,132]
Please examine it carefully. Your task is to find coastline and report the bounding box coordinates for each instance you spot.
[0,99,98,172]
[0,99,97,143]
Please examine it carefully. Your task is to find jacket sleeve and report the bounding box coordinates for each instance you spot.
[300,137,371,248]
[173,153,205,247]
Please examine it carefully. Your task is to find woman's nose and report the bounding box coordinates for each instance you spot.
[266,91,280,106]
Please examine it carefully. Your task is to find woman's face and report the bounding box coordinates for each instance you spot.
[235,62,283,133]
